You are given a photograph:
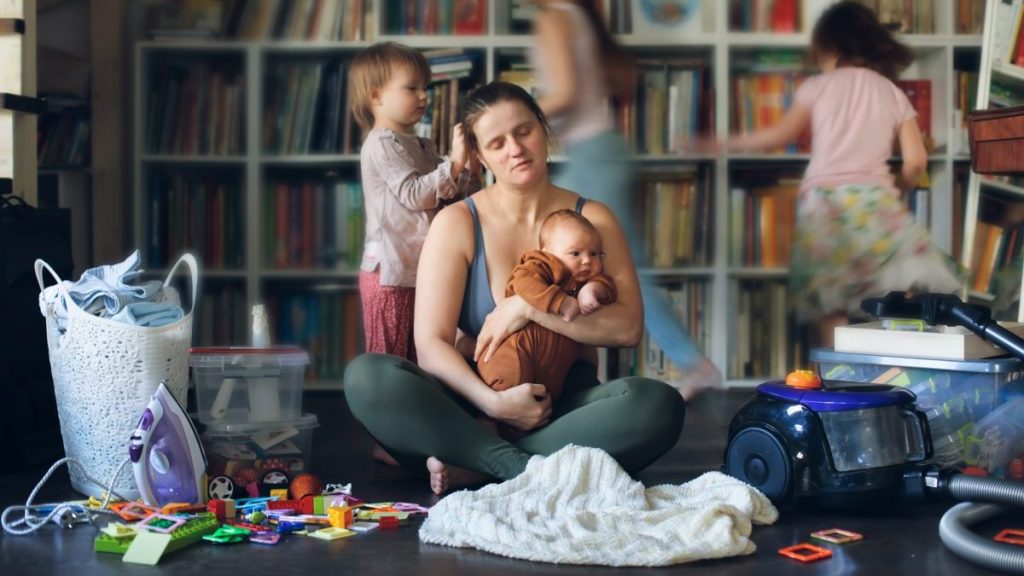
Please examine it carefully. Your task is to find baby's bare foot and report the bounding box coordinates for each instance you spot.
[675,358,724,401]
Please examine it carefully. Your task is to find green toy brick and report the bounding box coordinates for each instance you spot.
[95,513,221,555]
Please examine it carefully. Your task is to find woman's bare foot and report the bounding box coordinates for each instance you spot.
[372,443,400,467]
[426,456,491,495]
[675,358,724,401]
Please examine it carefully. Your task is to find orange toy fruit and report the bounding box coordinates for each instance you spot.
[289,473,324,500]
[786,370,822,389]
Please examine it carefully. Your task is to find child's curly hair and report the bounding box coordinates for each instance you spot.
[810,1,913,83]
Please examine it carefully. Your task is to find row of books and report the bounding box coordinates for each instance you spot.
[197,283,248,347]
[266,289,363,382]
[262,59,357,154]
[633,281,711,383]
[956,0,985,34]
[384,0,487,35]
[897,79,933,152]
[147,173,246,270]
[732,73,810,153]
[730,280,795,379]
[855,0,935,33]
[264,180,365,270]
[1000,0,1024,67]
[146,63,245,155]
[953,69,979,155]
[728,180,799,267]
[631,62,712,154]
[37,113,90,167]
[970,220,1024,296]
[146,0,373,42]
[728,0,801,33]
[639,172,713,268]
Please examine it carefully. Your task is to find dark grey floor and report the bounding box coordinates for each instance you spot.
[0,389,1011,575]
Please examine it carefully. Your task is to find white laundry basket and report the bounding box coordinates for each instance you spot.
[34,254,198,499]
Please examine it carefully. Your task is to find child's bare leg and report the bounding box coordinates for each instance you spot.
[819,312,849,348]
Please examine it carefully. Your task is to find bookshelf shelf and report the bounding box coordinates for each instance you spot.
[133,0,982,388]
[980,177,1024,199]
[991,60,1024,84]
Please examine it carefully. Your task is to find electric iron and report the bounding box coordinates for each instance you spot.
[129,382,207,507]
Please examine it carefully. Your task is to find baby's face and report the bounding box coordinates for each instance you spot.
[545,224,603,283]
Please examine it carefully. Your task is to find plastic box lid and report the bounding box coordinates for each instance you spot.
[189,346,310,367]
[201,413,318,436]
[811,348,1024,373]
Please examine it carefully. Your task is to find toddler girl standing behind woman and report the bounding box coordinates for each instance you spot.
[698,1,961,345]
[349,42,476,363]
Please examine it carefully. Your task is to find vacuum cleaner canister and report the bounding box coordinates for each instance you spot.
[724,380,931,509]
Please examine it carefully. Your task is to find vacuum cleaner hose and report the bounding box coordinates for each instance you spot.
[939,475,1024,574]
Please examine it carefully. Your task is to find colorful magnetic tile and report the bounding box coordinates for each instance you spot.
[138,514,186,534]
[309,527,355,541]
[115,502,159,521]
[122,531,172,565]
[810,528,863,545]
[393,502,431,514]
[100,523,138,538]
[995,529,1024,546]
[349,522,378,533]
[779,543,832,563]
[250,532,281,545]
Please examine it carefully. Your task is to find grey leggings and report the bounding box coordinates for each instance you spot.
[344,353,686,480]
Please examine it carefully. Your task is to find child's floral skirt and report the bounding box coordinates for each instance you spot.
[789,184,964,319]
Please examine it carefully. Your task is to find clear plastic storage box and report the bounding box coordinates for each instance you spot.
[200,413,319,481]
[190,347,309,424]
[811,348,1024,474]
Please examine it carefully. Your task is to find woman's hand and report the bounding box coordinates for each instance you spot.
[489,384,552,431]
[474,294,533,364]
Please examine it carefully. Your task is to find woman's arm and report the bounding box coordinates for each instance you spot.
[416,203,552,429]
[894,117,927,191]
[475,200,643,363]
[533,8,578,118]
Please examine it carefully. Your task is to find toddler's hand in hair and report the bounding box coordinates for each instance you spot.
[451,123,468,176]
[559,296,581,322]
[577,282,608,316]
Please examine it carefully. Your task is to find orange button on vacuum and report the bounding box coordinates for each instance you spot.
[786,370,822,389]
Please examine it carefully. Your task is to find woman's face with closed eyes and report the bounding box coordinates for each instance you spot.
[470,100,550,188]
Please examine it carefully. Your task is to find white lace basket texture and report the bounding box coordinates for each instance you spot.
[34,254,198,499]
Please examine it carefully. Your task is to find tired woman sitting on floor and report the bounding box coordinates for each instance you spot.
[344,82,685,494]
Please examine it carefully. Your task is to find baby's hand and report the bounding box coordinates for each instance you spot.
[559,296,581,322]
[451,123,468,176]
[577,282,608,316]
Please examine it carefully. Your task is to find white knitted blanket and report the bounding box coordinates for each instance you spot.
[419,445,778,566]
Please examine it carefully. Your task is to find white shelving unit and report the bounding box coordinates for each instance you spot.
[133,0,982,389]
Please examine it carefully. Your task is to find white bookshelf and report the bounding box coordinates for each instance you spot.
[133,0,982,389]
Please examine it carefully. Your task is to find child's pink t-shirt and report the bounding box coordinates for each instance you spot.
[795,67,918,193]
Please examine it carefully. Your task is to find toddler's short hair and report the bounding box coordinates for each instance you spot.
[539,209,600,250]
[348,42,431,131]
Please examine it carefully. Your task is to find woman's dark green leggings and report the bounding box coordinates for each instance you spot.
[344,353,686,481]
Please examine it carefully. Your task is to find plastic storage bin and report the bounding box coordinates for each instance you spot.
[191,347,309,424]
[811,348,1024,472]
[201,413,319,482]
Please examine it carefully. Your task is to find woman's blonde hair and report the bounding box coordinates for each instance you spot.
[347,42,431,131]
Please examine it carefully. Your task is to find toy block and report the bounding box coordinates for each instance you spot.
[96,513,220,556]
[207,499,236,519]
[300,495,315,515]
[378,516,399,530]
[328,506,353,529]
[226,520,271,532]
[270,489,289,500]
[268,499,300,511]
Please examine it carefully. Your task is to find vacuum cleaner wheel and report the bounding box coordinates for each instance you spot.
[725,427,791,501]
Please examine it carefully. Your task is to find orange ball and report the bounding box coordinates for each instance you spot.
[289,473,323,500]
[786,370,822,389]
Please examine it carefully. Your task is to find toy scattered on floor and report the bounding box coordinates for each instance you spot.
[289,474,323,500]
[778,543,832,563]
[994,529,1024,546]
[810,528,863,545]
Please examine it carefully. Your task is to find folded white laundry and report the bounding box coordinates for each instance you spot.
[419,445,778,567]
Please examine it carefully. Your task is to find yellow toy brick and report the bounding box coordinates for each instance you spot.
[270,489,289,500]
[327,506,353,529]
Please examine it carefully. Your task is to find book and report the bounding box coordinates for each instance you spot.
[835,321,1024,360]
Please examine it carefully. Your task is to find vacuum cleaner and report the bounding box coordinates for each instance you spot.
[724,292,1024,573]
[129,381,207,507]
